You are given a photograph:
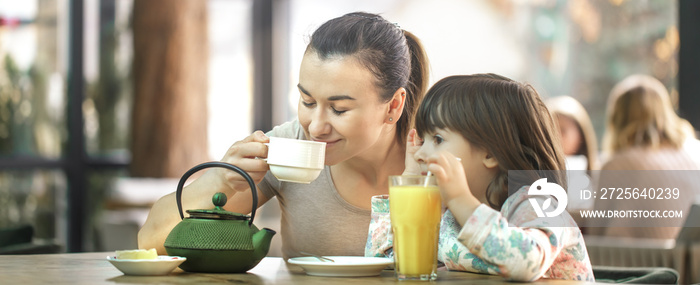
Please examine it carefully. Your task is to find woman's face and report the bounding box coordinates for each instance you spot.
[556,115,583,156]
[297,51,391,165]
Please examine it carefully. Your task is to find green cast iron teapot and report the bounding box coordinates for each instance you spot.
[164,162,276,273]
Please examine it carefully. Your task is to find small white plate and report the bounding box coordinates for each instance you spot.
[107,256,186,276]
[288,256,393,277]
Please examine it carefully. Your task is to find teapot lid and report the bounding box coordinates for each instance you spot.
[186,192,250,221]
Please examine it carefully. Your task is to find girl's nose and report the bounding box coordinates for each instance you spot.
[414,146,427,164]
[308,111,331,138]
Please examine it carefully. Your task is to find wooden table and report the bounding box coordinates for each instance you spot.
[0,252,595,284]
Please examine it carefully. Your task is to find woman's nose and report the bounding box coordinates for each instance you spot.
[308,111,331,138]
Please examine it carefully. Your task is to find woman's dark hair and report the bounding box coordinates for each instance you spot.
[415,74,566,210]
[307,12,429,144]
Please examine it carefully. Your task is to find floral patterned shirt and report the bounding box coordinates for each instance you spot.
[365,186,595,282]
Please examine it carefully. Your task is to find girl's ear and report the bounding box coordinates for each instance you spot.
[386,87,406,123]
[482,153,499,169]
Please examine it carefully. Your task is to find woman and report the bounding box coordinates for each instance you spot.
[138,12,430,259]
[591,74,700,239]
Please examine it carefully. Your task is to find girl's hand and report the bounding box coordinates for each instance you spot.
[203,131,271,192]
[426,151,481,226]
[402,129,423,175]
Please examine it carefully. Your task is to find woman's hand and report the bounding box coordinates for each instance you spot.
[426,151,481,226]
[203,130,271,192]
[402,129,423,175]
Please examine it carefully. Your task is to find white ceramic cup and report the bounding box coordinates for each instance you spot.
[266,137,326,183]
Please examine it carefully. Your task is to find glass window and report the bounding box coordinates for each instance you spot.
[526,0,678,139]
[83,0,133,159]
[83,0,253,160]
[207,0,253,159]
[0,0,67,159]
[0,170,66,246]
[84,168,128,252]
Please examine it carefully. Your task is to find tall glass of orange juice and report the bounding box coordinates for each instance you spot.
[389,175,442,281]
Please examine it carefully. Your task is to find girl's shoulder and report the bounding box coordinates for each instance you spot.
[502,184,580,228]
[500,185,530,213]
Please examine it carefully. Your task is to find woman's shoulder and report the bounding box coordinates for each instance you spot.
[601,146,663,169]
[265,119,306,140]
[602,142,700,170]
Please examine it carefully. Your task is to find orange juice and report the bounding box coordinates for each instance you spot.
[389,182,442,280]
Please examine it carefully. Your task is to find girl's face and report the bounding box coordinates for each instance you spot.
[556,115,583,156]
[415,128,493,202]
[297,52,392,165]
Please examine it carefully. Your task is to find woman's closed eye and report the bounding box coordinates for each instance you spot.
[301,101,347,115]
[301,100,316,108]
[331,106,347,115]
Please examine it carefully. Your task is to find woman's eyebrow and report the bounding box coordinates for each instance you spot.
[328,95,355,101]
[297,84,356,101]
[297,84,312,97]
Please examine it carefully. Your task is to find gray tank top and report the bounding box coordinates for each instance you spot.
[259,120,371,259]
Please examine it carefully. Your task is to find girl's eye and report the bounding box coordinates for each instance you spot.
[331,106,347,115]
[433,134,444,145]
[302,101,316,108]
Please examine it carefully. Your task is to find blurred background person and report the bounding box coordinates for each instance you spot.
[591,74,700,239]
[546,95,599,172]
[546,96,599,232]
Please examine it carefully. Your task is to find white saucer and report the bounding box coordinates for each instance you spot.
[107,256,186,276]
[288,256,393,277]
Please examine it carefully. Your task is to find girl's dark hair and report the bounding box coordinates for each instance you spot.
[307,12,429,144]
[415,74,566,210]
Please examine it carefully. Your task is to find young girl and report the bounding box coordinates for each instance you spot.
[366,74,595,282]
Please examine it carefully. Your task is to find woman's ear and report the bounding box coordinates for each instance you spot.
[386,87,406,123]
[482,153,499,169]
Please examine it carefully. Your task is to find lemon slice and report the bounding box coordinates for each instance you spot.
[115,248,158,260]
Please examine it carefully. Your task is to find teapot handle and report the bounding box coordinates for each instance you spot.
[175,161,258,226]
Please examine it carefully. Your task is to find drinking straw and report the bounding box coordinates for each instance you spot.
[424,171,432,187]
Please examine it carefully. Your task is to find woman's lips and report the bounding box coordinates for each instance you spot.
[314,139,339,148]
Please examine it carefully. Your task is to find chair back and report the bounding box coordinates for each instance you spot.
[593,266,680,284]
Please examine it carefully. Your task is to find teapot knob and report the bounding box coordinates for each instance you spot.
[212,192,227,209]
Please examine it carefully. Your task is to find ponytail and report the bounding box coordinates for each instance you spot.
[399,30,430,144]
